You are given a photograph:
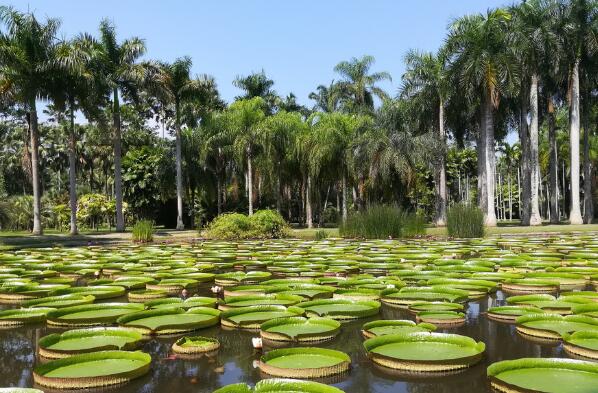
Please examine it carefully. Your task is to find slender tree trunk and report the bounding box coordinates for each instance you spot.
[305,174,313,228]
[216,176,222,216]
[247,148,253,215]
[29,98,43,235]
[548,98,559,224]
[68,99,78,235]
[529,74,542,225]
[276,164,282,213]
[508,172,513,221]
[341,172,348,222]
[569,59,583,224]
[477,113,487,214]
[583,103,593,223]
[519,86,531,225]
[175,103,184,230]
[483,97,497,227]
[435,100,447,226]
[113,89,125,232]
[517,168,522,218]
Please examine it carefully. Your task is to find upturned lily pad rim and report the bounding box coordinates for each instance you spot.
[172,335,220,354]
[38,327,144,356]
[363,332,486,357]
[117,307,221,333]
[487,357,598,377]
[221,305,305,327]
[296,299,380,318]
[23,294,96,308]
[260,316,341,340]
[362,319,437,333]
[259,347,350,378]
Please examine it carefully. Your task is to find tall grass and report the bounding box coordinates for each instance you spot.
[132,220,155,242]
[446,204,485,238]
[339,205,425,239]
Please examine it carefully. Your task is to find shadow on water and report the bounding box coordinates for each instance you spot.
[0,290,569,393]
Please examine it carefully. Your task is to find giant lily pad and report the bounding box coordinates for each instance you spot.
[33,350,151,388]
[487,358,598,393]
[562,331,598,360]
[296,299,380,320]
[0,307,54,326]
[213,379,345,393]
[516,314,598,341]
[361,320,436,339]
[23,294,95,309]
[221,305,304,329]
[39,327,144,358]
[258,347,350,378]
[117,307,220,334]
[260,316,340,342]
[47,303,144,327]
[364,332,485,372]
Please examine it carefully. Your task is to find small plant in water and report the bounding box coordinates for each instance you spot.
[132,220,155,243]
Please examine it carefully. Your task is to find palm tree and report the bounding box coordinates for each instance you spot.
[559,0,597,224]
[233,70,278,113]
[512,0,558,225]
[95,19,147,232]
[401,49,448,226]
[308,81,342,113]
[334,55,391,113]
[446,9,518,226]
[225,97,266,215]
[0,6,60,235]
[151,56,210,229]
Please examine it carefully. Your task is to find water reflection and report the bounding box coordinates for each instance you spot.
[0,291,569,393]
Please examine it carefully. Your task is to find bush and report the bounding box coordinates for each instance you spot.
[132,220,155,242]
[314,229,329,240]
[446,203,485,238]
[339,204,425,239]
[205,210,289,240]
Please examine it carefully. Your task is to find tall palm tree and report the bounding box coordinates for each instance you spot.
[225,97,266,215]
[512,0,558,225]
[308,81,342,113]
[233,70,278,113]
[0,6,60,235]
[401,49,448,226]
[559,0,597,224]
[334,55,391,114]
[151,56,210,229]
[95,19,147,232]
[446,9,518,226]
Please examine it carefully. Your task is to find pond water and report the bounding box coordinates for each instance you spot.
[0,290,565,393]
[0,237,590,393]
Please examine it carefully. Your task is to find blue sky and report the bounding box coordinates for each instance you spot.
[14,0,511,107]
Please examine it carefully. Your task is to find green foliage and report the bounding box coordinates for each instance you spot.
[446,203,485,238]
[5,195,33,230]
[314,229,329,240]
[132,220,154,243]
[339,205,425,239]
[205,209,289,240]
[77,193,116,229]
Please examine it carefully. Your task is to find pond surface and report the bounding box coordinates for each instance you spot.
[0,290,565,393]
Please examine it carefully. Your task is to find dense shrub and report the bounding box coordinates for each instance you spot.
[339,205,425,239]
[205,210,289,240]
[132,220,155,242]
[77,193,118,229]
[446,203,485,238]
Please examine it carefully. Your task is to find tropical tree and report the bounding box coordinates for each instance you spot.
[308,82,342,113]
[94,18,148,231]
[401,49,448,226]
[233,70,278,113]
[224,97,266,215]
[446,9,518,226]
[334,55,391,114]
[0,6,60,235]
[151,56,212,229]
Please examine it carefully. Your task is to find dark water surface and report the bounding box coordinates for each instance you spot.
[0,290,566,393]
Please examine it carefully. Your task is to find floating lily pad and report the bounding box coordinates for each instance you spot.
[487,357,598,393]
[0,307,54,326]
[296,299,380,320]
[52,285,126,300]
[260,317,340,342]
[486,306,544,323]
[117,307,220,334]
[416,311,466,326]
[39,327,144,358]
[47,303,144,327]
[361,320,436,339]
[221,305,304,329]
[219,294,303,310]
[145,296,218,310]
[562,331,598,360]
[23,294,95,309]
[364,332,485,372]
[172,336,220,354]
[33,350,151,388]
[213,378,345,393]
[259,347,350,378]
[516,313,598,341]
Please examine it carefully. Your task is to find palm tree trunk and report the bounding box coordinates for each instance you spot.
[483,96,497,227]
[548,98,559,224]
[306,175,313,228]
[276,164,282,213]
[216,176,222,215]
[29,98,43,235]
[68,99,78,236]
[113,89,125,232]
[175,103,184,230]
[341,172,348,222]
[519,87,531,225]
[477,110,488,215]
[508,172,513,221]
[435,100,447,226]
[583,104,593,224]
[569,59,583,225]
[529,74,542,225]
[247,148,253,215]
